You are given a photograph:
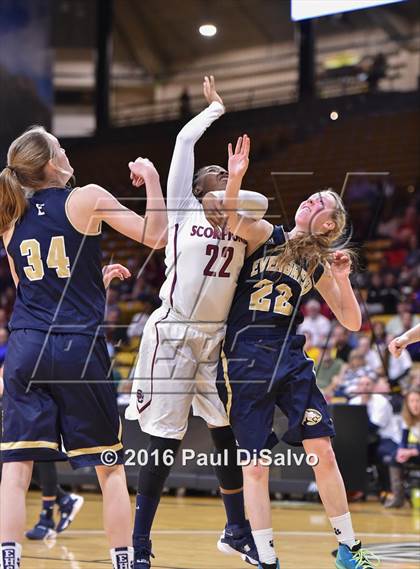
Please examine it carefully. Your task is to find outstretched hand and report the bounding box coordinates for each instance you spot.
[102,264,131,289]
[228,134,250,179]
[330,250,352,280]
[388,335,408,359]
[203,75,223,106]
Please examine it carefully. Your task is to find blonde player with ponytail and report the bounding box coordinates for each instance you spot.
[0,126,167,569]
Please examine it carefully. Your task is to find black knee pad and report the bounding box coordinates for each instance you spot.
[210,426,243,490]
[34,462,59,497]
[137,435,181,497]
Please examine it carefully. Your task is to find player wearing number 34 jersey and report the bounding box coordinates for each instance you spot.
[0,125,167,569]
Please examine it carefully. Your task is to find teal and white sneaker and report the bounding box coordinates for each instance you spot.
[336,541,380,568]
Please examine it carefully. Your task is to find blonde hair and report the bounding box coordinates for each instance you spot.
[0,126,58,234]
[278,190,356,277]
[402,388,420,428]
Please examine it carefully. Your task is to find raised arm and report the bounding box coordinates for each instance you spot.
[167,76,225,214]
[66,158,167,249]
[315,252,362,332]
[222,135,272,251]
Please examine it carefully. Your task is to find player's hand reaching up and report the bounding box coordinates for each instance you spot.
[203,75,223,107]
[388,334,408,358]
[330,250,352,280]
[102,264,131,289]
[129,157,159,188]
[228,135,250,180]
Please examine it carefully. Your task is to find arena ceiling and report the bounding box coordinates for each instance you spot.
[53,0,420,79]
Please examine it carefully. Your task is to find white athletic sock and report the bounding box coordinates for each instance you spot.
[252,528,277,564]
[110,546,134,569]
[1,542,22,569]
[329,512,357,548]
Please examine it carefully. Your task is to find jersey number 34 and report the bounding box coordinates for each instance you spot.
[20,236,71,281]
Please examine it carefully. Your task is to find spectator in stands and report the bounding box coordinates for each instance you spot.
[372,320,387,354]
[356,334,382,371]
[333,349,376,398]
[350,375,401,496]
[386,301,420,336]
[410,276,420,314]
[376,374,392,395]
[406,235,420,268]
[105,287,121,319]
[331,324,353,362]
[366,273,385,314]
[367,53,387,92]
[316,346,344,397]
[396,204,417,247]
[179,88,192,120]
[407,368,420,392]
[0,286,15,316]
[385,388,420,508]
[380,273,400,314]
[104,307,126,356]
[298,299,332,347]
[0,328,8,366]
[0,308,8,329]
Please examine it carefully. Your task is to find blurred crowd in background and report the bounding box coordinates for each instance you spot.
[0,185,419,508]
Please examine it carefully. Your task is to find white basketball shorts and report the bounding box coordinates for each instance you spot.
[125,304,229,439]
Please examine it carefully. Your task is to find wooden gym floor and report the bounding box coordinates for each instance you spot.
[20,491,419,568]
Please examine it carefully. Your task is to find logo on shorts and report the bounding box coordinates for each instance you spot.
[137,389,144,404]
[302,408,322,426]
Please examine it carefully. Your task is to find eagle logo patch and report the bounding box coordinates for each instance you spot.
[302,408,322,426]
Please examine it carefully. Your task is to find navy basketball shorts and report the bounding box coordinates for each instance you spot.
[217,330,335,454]
[1,329,123,469]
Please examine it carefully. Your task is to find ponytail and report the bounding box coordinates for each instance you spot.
[0,125,56,234]
[0,166,28,234]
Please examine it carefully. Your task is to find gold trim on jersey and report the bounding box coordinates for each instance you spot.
[65,187,102,236]
[221,348,233,419]
[0,440,59,451]
[67,441,123,458]
[118,418,123,441]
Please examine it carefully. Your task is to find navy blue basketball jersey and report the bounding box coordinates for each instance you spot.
[6,187,105,335]
[226,225,324,331]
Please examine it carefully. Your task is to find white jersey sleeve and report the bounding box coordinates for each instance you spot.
[167,101,225,219]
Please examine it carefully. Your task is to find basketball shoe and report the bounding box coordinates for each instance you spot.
[25,513,56,540]
[258,561,280,569]
[336,541,380,568]
[56,493,84,533]
[133,536,154,568]
[217,521,259,565]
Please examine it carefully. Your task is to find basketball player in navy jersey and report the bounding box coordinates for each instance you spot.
[216,135,380,569]
[0,126,167,569]
[24,264,130,541]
